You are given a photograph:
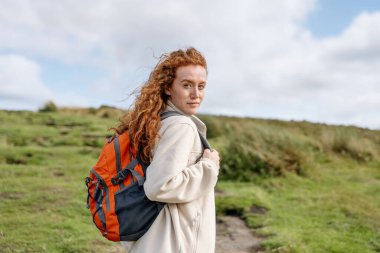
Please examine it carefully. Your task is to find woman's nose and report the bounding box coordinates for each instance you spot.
[191,87,200,98]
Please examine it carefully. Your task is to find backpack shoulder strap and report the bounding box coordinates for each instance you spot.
[160,111,183,120]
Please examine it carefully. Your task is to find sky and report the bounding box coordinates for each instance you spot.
[0,0,379,130]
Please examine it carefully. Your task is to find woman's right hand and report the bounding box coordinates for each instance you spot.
[202,149,220,167]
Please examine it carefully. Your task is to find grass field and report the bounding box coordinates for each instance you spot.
[0,108,379,253]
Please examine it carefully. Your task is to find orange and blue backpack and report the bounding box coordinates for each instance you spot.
[85,111,211,241]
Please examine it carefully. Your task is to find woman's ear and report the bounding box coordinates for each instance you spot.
[164,86,171,96]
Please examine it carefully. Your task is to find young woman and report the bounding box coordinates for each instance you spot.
[115,47,220,253]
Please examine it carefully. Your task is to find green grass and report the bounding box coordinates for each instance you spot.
[1,108,380,252]
[0,111,117,253]
[0,162,115,253]
[216,160,380,253]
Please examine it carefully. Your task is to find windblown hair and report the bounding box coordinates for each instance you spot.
[113,47,207,163]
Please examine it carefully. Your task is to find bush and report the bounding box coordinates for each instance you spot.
[198,115,225,139]
[39,101,58,113]
[219,139,278,181]
[320,127,376,162]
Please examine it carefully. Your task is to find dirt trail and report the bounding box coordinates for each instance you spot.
[107,215,263,253]
[216,216,263,253]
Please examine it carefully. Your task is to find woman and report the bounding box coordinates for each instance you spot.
[115,47,220,253]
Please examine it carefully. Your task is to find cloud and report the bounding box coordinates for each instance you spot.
[0,54,56,110]
[0,0,316,64]
[201,9,380,130]
[0,0,379,129]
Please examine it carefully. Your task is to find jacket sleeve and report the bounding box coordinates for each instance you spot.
[144,122,219,203]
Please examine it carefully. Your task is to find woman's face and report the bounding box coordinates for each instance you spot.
[165,65,207,115]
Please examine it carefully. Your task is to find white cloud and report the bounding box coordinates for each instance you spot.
[0,54,56,110]
[200,9,380,130]
[0,0,379,129]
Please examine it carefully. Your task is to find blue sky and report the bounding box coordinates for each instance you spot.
[0,0,379,129]
[306,0,380,37]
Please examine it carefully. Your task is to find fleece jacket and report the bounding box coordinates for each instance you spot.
[122,100,219,253]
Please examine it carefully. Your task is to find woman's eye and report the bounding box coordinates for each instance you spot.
[199,85,205,90]
[183,83,191,88]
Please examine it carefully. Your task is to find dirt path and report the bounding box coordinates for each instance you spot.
[107,215,263,253]
[216,216,263,253]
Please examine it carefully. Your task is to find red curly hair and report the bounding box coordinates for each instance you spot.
[113,47,207,163]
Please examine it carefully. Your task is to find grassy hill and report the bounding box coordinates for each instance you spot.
[0,108,379,252]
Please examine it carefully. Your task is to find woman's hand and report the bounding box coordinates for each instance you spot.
[202,149,220,167]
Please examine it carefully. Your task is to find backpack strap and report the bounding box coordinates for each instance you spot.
[112,134,145,187]
[198,132,211,150]
[160,111,182,120]
[113,135,125,188]
[136,150,149,175]
[160,111,212,150]
[111,158,144,186]
[113,136,122,173]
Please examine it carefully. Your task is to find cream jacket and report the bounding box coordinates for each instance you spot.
[122,101,219,253]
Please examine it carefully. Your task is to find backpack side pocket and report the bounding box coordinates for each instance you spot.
[86,170,109,236]
[114,182,164,241]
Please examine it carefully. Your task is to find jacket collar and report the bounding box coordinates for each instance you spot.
[165,100,207,135]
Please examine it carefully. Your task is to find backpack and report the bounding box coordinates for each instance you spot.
[85,111,211,242]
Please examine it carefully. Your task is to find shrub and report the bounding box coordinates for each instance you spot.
[320,127,376,162]
[39,101,58,113]
[219,139,278,181]
[198,115,225,139]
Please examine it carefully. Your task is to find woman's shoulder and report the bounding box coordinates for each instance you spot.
[152,115,198,155]
[160,114,198,134]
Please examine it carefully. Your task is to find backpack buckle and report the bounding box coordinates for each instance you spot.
[111,177,119,185]
[111,169,130,186]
